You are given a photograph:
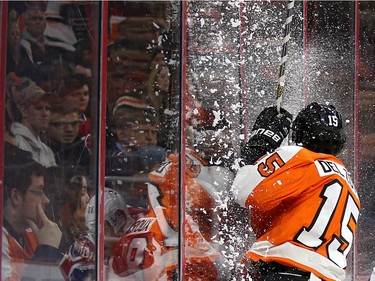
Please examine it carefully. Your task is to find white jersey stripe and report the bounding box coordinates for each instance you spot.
[249,240,345,281]
[232,146,303,207]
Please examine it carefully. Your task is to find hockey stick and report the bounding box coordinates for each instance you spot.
[276,0,295,113]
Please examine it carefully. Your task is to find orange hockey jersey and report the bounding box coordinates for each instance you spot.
[112,149,232,280]
[2,227,38,281]
[232,145,360,281]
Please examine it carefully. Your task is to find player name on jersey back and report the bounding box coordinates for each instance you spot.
[315,159,354,189]
[128,218,157,233]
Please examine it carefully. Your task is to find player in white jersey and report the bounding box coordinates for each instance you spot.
[59,188,136,281]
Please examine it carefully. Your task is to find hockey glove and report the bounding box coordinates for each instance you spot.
[241,106,292,165]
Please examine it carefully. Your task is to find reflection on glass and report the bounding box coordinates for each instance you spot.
[105,1,180,280]
[2,1,98,280]
[1,1,374,281]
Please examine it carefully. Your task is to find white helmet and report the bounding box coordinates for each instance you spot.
[85,188,133,236]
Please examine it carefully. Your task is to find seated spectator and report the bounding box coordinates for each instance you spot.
[107,39,152,75]
[106,40,151,106]
[11,80,57,167]
[71,37,92,77]
[2,142,63,281]
[44,102,90,172]
[106,72,132,113]
[145,63,170,111]
[44,2,78,47]
[106,96,167,176]
[59,174,91,253]
[149,46,168,69]
[6,20,23,74]
[4,73,31,145]
[144,63,172,147]
[38,60,71,94]
[17,7,74,85]
[7,6,19,25]
[5,72,27,122]
[58,74,91,138]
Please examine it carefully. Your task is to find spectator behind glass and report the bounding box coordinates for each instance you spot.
[144,63,171,147]
[149,47,168,70]
[44,101,90,173]
[145,63,170,111]
[2,143,63,281]
[6,21,23,74]
[4,73,27,144]
[8,1,48,33]
[107,39,151,75]
[17,7,75,85]
[8,7,19,25]
[71,38,92,78]
[11,80,57,167]
[59,174,91,253]
[58,74,91,138]
[106,40,151,109]
[44,1,78,47]
[106,96,167,176]
[38,60,71,95]
[5,73,34,123]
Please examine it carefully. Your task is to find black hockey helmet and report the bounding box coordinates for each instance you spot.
[292,102,346,155]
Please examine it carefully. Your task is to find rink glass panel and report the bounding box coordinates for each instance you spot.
[185,1,366,280]
[0,1,374,280]
[0,1,102,280]
[104,1,182,280]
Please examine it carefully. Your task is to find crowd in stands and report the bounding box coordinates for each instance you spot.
[4,0,174,208]
[2,1,181,280]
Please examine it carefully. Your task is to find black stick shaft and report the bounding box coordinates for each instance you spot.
[277,0,295,113]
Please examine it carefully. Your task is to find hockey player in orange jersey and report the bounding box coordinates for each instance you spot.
[232,103,360,281]
[112,105,236,281]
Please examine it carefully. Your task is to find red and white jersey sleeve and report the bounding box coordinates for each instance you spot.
[59,233,95,281]
[232,145,360,281]
[111,182,177,279]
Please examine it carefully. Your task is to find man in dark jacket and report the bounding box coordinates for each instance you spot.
[2,143,63,281]
[44,102,90,173]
